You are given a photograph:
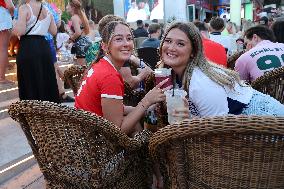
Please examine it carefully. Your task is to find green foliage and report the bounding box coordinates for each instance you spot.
[61,11,71,23]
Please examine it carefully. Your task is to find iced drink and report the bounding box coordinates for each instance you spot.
[154,68,172,89]
[165,89,187,124]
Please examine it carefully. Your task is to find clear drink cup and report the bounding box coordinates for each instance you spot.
[165,89,187,125]
[154,68,172,89]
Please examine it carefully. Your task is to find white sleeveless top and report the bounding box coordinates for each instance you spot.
[25,3,51,36]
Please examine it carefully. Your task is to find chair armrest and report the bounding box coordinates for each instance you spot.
[132,129,153,146]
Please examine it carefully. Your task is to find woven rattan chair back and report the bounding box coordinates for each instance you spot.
[63,65,87,95]
[149,115,284,189]
[251,66,284,104]
[9,100,152,189]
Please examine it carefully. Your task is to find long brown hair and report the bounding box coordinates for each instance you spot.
[69,0,90,34]
[159,22,241,90]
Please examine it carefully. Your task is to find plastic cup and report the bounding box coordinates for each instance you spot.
[154,68,172,89]
[165,89,187,125]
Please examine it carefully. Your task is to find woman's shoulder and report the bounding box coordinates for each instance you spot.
[190,68,222,91]
[191,67,213,83]
[18,4,29,13]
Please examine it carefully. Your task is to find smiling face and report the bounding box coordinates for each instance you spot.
[161,28,192,74]
[103,24,134,66]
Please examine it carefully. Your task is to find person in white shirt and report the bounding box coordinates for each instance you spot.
[158,22,284,119]
[150,0,163,20]
[126,2,138,23]
[209,17,237,55]
[56,20,69,52]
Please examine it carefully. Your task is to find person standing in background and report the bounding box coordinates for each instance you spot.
[43,1,74,102]
[0,0,14,86]
[13,0,60,103]
[67,0,92,66]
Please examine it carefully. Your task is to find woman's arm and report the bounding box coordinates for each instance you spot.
[4,0,14,16]
[119,66,152,89]
[70,15,82,41]
[102,79,169,135]
[13,5,28,36]
[119,67,141,88]
[48,14,57,36]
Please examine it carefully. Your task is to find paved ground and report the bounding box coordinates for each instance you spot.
[0,118,30,167]
[0,164,45,189]
[0,57,74,188]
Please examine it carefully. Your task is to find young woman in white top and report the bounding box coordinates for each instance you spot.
[56,20,69,52]
[159,22,284,118]
[13,0,59,103]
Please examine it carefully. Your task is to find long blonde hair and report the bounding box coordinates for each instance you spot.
[159,22,241,90]
[69,0,90,34]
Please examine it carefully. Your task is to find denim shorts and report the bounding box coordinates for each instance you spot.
[0,7,12,31]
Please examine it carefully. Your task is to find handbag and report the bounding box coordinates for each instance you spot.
[70,42,77,54]
[70,31,83,54]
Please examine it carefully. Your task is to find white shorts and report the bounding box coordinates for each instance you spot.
[0,6,12,31]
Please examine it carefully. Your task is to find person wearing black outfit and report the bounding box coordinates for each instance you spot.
[133,19,148,38]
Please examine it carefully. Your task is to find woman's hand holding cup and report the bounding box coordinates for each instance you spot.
[141,78,172,108]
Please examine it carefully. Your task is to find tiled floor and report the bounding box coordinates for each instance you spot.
[0,164,45,189]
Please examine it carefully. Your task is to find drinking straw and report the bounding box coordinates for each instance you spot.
[171,69,175,97]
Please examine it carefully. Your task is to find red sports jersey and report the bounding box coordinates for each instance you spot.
[75,57,124,116]
[0,0,6,8]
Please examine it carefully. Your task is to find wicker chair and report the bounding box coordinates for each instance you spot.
[9,100,153,189]
[251,66,284,104]
[63,65,87,95]
[149,115,284,189]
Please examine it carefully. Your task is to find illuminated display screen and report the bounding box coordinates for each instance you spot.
[124,0,164,22]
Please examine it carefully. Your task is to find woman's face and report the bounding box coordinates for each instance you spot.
[161,28,192,72]
[66,3,73,14]
[106,24,134,65]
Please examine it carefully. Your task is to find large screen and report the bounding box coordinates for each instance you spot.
[124,0,164,22]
